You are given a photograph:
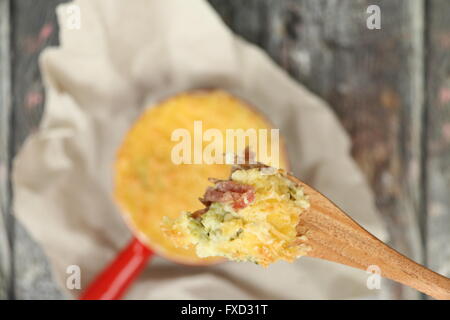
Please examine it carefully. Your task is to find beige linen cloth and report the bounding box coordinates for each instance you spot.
[13,0,388,299]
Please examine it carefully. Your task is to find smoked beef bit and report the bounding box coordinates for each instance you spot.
[231,148,270,173]
[192,150,259,218]
[201,180,255,210]
[191,208,208,219]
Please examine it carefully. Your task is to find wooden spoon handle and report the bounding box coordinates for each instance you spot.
[294,180,450,300]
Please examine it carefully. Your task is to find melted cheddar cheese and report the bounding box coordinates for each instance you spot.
[115,90,287,265]
[163,168,311,267]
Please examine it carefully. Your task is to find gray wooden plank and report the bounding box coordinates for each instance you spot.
[6,0,432,300]
[425,0,450,284]
[10,0,68,299]
[11,0,68,151]
[209,0,425,299]
[0,0,12,300]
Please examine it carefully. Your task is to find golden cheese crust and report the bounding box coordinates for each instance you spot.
[115,90,287,265]
[162,167,311,267]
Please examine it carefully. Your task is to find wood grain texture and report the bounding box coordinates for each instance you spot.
[290,175,450,300]
[0,0,12,300]
[9,0,67,299]
[208,0,425,299]
[6,0,448,300]
[10,0,67,151]
[425,0,450,283]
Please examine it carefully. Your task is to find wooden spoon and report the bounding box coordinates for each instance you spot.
[289,176,450,300]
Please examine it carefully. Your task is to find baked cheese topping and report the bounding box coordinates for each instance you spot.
[162,167,311,267]
[115,90,287,265]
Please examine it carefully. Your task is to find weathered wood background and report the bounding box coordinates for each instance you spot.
[0,0,449,299]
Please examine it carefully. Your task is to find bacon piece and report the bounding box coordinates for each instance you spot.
[202,180,255,210]
[215,181,252,193]
[191,208,208,219]
[231,147,270,173]
[192,150,259,217]
[232,188,255,209]
[232,161,270,173]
